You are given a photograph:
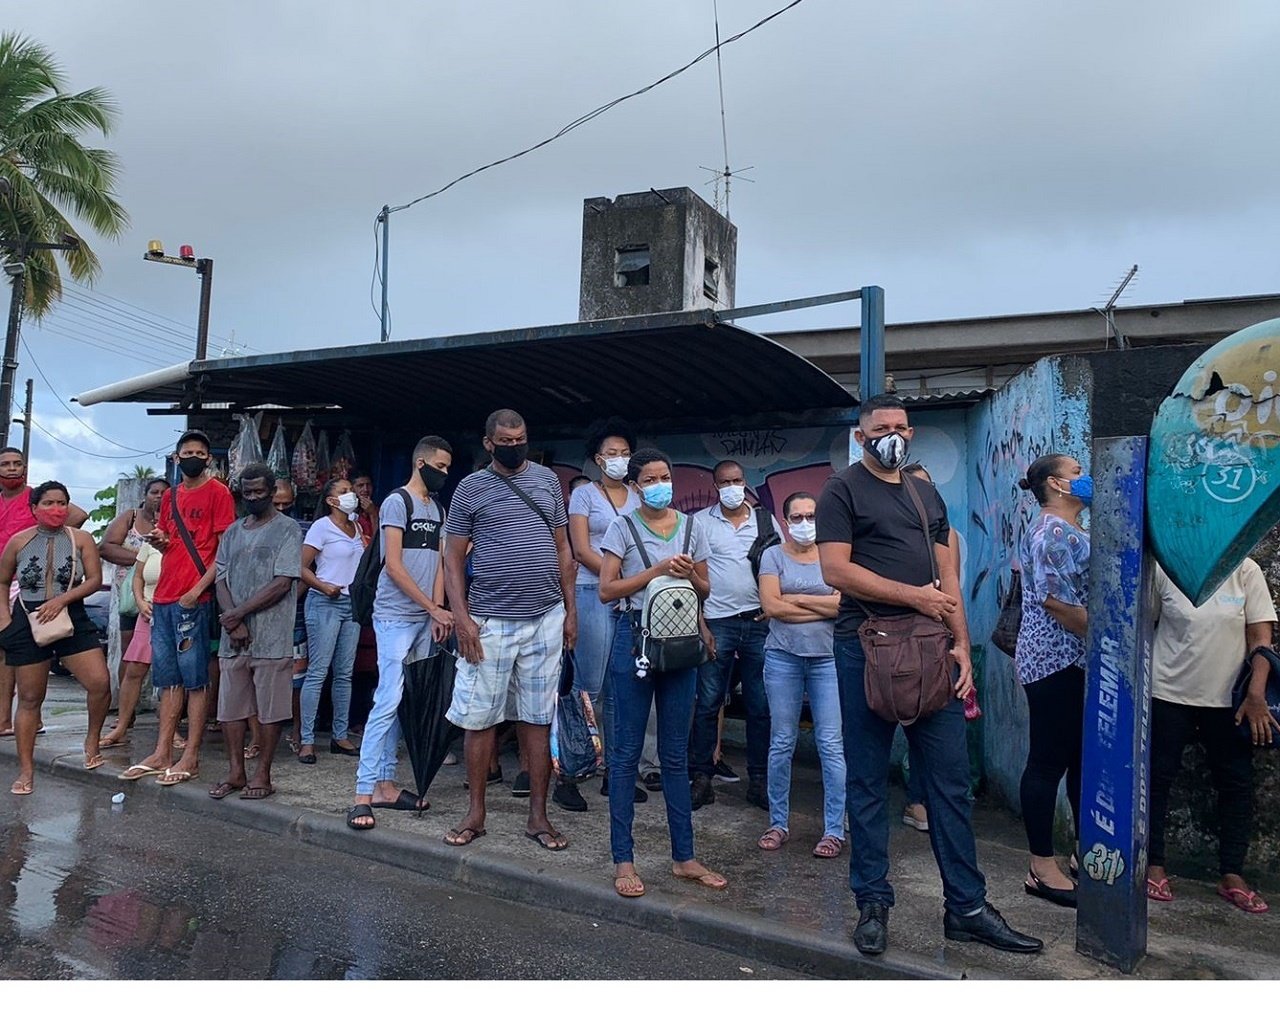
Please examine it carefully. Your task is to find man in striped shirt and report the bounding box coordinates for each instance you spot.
[442,409,577,851]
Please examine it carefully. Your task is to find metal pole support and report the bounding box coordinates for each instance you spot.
[195,257,213,362]
[0,253,27,450]
[1076,434,1153,973]
[379,205,391,343]
[859,284,885,401]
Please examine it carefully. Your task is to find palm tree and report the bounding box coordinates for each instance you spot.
[124,464,156,481]
[0,33,128,316]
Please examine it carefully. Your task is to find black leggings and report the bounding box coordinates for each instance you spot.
[1020,665,1084,857]
[1148,698,1253,876]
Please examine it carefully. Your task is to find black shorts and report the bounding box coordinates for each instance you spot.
[120,612,139,633]
[0,600,102,667]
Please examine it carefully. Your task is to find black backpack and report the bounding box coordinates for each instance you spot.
[350,488,415,627]
[747,506,781,578]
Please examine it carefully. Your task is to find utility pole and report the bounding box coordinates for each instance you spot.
[378,205,390,342]
[18,378,32,465]
[143,242,213,360]
[0,234,80,448]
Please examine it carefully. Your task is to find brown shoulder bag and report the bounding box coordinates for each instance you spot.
[856,475,954,726]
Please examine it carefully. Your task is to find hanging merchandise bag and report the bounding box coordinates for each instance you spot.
[314,429,331,492]
[266,419,291,485]
[331,430,357,481]
[291,419,317,490]
[227,413,264,487]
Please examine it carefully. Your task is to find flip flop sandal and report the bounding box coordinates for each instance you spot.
[673,869,728,890]
[1146,877,1174,902]
[371,789,429,812]
[157,769,196,787]
[0,729,14,738]
[10,778,33,796]
[98,739,127,750]
[758,827,789,851]
[812,835,844,858]
[239,786,275,801]
[614,874,646,898]
[243,745,261,760]
[444,826,487,847]
[208,781,246,800]
[346,804,376,831]
[1218,886,1269,914]
[525,830,569,851]
[118,764,163,781]
[84,755,106,771]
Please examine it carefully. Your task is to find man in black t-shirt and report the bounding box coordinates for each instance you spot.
[816,395,1041,957]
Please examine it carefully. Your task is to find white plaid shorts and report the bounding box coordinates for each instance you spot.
[446,603,564,730]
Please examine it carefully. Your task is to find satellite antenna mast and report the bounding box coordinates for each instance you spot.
[701,0,754,218]
[1096,264,1139,350]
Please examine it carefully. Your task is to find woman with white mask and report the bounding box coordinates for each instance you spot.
[755,491,845,858]
[563,420,643,812]
[297,476,365,764]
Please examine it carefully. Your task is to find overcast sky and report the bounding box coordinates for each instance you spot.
[11,0,1280,500]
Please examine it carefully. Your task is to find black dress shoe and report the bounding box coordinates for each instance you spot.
[642,772,663,792]
[553,780,588,812]
[1024,870,1077,909]
[329,741,359,756]
[598,777,648,803]
[745,778,769,811]
[689,773,716,810]
[853,902,890,956]
[944,903,1043,953]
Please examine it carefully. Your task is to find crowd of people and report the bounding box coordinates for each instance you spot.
[2,393,1276,957]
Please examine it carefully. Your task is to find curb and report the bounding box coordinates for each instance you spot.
[21,742,992,980]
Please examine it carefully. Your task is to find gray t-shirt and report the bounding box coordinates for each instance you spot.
[694,504,785,619]
[215,513,302,659]
[758,544,836,658]
[374,491,444,622]
[568,481,640,586]
[599,512,711,611]
[444,463,567,620]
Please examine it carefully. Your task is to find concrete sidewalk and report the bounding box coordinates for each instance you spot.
[9,681,1280,980]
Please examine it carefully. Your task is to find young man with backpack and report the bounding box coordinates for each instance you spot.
[346,436,454,831]
[688,460,782,811]
[119,430,235,787]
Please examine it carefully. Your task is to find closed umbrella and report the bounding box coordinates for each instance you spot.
[395,649,458,809]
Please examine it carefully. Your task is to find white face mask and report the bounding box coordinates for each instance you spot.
[336,492,359,515]
[789,519,817,545]
[601,456,630,481]
[718,485,746,510]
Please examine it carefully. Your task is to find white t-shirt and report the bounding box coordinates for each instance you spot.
[1151,559,1277,707]
[303,515,365,595]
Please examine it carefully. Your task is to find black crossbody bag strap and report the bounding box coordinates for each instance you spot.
[170,488,207,577]
[488,468,554,533]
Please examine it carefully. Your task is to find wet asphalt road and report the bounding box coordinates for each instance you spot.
[0,773,802,979]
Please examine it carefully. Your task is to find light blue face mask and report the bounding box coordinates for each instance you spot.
[641,482,673,509]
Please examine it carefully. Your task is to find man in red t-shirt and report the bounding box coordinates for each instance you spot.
[119,431,235,785]
[0,446,88,737]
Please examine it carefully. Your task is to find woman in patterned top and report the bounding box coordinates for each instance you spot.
[1015,454,1091,909]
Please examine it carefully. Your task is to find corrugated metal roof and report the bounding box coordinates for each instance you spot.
[78,310,856,427]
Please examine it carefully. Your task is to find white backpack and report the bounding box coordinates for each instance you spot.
[624,514,707,676]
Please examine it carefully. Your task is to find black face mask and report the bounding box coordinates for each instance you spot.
[178,456,208,478]
[491,443,528,470]
[419,464,448,493]
[244,496,273,517]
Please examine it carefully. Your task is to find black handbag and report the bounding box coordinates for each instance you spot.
[1230,645,1280,749]
[991,570,1022,658]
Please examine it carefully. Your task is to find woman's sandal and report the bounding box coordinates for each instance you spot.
[614,873,646,898]
[812,835,843,858]
[1146,877,1174,902]
[84,754,106,771]
[10,777,33,796]
[1218,885,1269,914]
[673,867,728,890]
[757,827,788,851]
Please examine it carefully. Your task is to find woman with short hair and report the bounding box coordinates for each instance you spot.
[1,482,112,794]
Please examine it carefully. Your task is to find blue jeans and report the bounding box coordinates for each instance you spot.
[690,614,770,780]
[763,649,846,839]
[355,619,434,795]
[300,592,360,746]
[150,600,213,691]
[607,619,696,864]
[573,582,618,766]
[834,635,986,916]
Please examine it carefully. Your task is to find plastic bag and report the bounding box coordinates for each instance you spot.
[331,430,357,481]
[266,419,291,484]
[314,430,331,492]
[550,654,601,780]
[227,413,264,487]
[291,419,317,489]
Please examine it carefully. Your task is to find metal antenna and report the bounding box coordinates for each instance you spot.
[704,0,753,218]
[1094,264,1139,350]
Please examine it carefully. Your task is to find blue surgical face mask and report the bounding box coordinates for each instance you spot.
[641,482,673,509]
[1070,475,1093,506]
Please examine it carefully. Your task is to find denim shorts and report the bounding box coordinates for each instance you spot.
[150,600,213,691]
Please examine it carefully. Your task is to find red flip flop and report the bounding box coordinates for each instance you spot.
[1218,886,1269,914]
[1146,877,1173,902]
